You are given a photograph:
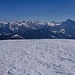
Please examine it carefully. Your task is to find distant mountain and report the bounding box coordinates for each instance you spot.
[0,19,75,39]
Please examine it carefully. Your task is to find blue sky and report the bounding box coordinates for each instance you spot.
[0,0,75,22]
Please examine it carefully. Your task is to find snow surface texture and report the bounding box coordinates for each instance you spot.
[0,39,75,75]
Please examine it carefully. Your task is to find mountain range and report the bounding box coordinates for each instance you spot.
[0,19,75,39]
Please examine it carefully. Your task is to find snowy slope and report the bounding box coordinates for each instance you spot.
[0,39,75,75]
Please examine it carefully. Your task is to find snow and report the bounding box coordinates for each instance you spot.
[0,21,8,24]
[60,29,65,34]
[47,22,62,27]
[0,39,75,75]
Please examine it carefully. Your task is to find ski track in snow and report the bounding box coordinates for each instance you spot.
[0,39,75,75]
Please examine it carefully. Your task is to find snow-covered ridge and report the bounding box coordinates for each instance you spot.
[47,21,62,26]
[0,39,75,75]
[0,20,62,30]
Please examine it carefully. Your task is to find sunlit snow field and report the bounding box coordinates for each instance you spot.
[0,39,75,75]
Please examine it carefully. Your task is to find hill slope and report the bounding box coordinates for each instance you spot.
[0,39,75,75]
